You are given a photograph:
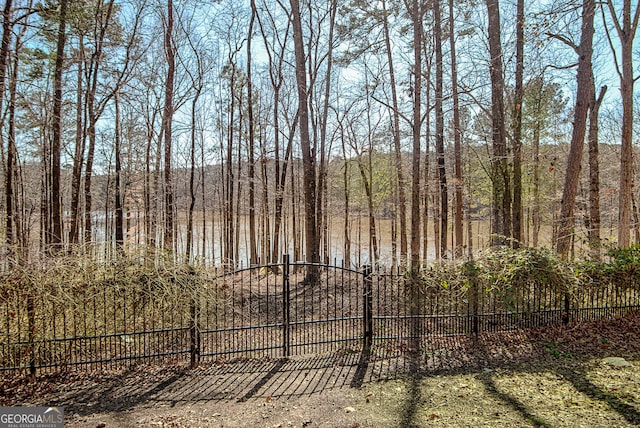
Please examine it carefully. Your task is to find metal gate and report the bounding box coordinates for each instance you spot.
[196,256,372,362]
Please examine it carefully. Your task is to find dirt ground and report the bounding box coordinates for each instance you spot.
[3,314,640,427]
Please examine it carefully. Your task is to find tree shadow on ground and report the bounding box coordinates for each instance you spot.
[557,363,640,425]
[381,324,640,428]
[398,369,423,428]
[477,371,551,427]
[3,317,640,424]
[468,328,640,427]
[473,357,640,427]
[398,308,424,428]
[350,345,371,389]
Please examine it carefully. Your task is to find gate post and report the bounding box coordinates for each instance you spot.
[282,254,291,358]
[363,265,373,351]
[562,292,570,325]
[188,266,201,367]
[190,301,201,366]
[465,261,480,336]
[27,291,36,378]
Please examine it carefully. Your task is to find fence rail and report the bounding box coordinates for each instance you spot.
[2,256,640,375]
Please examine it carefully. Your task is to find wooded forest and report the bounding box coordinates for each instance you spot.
[0,0,638,270]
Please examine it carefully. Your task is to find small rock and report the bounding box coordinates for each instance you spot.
[96,423,106,428]
[603,357,632,367]
[344,407,356,413]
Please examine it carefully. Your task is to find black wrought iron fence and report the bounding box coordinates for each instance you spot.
[2,256,640,376]
[1,264,198,373]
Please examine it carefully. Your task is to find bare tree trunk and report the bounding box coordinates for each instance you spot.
[6,33,18,253]
[104,163,111,260]
[530,77,545,248]
[432,191,440,260]
[410,0,422,271]
[532,120,541,248]
[274,116,296,263]
[1,0,13,251]
[355,153,378,265]
[70,40,85,247]
[340,125,351,268]
[0,0,11,139]
[247,0,258,265]
[291,160,300,262]
[271,105,284,263]
[201,114,207,261]
[382,0,408,263]
[466,150,474,257]
[290,0,319,272]
[114,88,124,253]
[51,0,68,251]
[216,167,224,263]
[234,118,242,265]
[588,85,606,260]
[316,0,337,266]
[556,0,595,258]
[511,0,525,247]
[486,0,511,245]
[604,0,639,248]
[223,60,237,266]
[41,133,50,251]
[84,126,96,245]
[434,0,448,259]
[153,109,164,251]
[162,0,175,253]
[83,0,115,246]
[144,107,157,249]
[259,126,271,263]
[186,96,198,261]
[448,0,463,258]
[423,57,431,261]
